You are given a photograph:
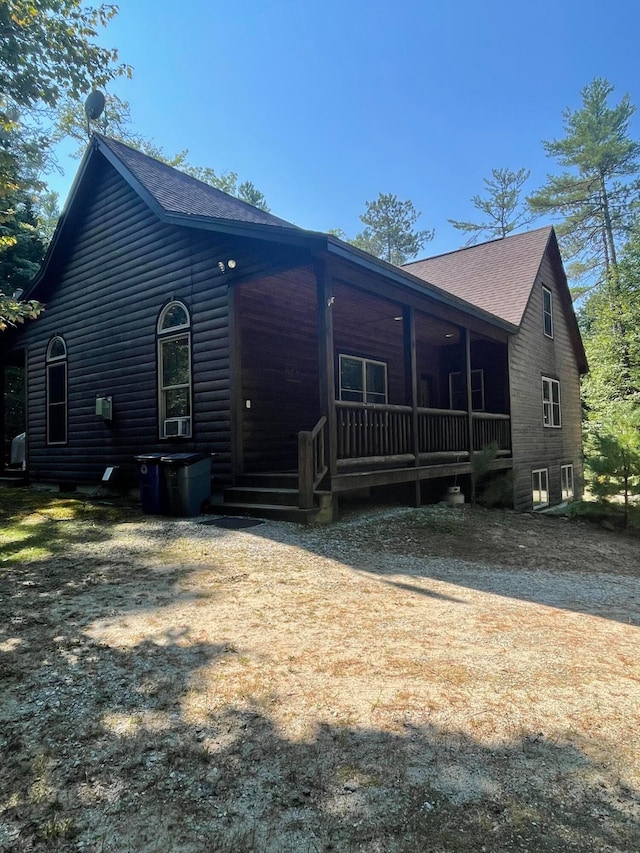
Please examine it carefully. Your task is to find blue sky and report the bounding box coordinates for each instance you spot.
[51,0,640,258]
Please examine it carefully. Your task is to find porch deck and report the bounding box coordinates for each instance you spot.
[295,402,512,514]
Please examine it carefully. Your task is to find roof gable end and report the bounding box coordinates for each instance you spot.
[402,227,554,327]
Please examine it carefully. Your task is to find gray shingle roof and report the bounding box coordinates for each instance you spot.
[402,227,554,327]
[97,135,298,229]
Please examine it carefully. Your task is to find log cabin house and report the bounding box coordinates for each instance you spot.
[1,135,587,522]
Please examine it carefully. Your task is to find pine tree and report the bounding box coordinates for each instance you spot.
[528,78,640,290]
[351,193,434,265]
[449,168,533,245]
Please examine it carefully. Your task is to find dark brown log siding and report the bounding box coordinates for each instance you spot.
[236,267,320,472]
[332,283,406,404]
[509,253,583,510]
[13,156,279,486]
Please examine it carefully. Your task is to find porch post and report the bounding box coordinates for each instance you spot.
[316,261,337,478]
[464,326,476,503]
[404,306,421,506]
[465,326,474,452]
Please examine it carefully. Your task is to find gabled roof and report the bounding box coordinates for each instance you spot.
[25,136,516,333]
[24,136,585,368]
[96,135,297,229]
[403,227,587,373]
[402,227,554,327]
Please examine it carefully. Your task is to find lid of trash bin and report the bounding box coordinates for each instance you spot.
[160,452,208,466]
[134,453,165,463]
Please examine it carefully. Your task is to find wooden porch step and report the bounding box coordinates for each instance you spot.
[0,473,28,488]
[237,472,299,489]
[224,486,302,507]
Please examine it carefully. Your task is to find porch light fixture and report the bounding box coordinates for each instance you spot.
[393,316,403,321]
[445,332,455,338]
[218,259,237,273]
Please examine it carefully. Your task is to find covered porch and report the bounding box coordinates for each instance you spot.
[230,258,513,519]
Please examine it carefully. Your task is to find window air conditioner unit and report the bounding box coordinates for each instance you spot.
[164,417,190,437]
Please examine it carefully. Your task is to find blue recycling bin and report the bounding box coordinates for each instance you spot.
[135,453,168,514]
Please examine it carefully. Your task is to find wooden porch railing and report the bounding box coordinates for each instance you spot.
[417,407,468,454]
[336,402,413,460]
[335,402,512,461]
[472,412,511,452]
[298,416,328,509]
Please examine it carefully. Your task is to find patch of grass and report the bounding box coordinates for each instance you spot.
[0,490,142,565]
[39,814,78,842]
[562,498,640,531]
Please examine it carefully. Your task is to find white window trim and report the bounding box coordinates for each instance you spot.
[532,468,549,509]
[157,302,192,438]
[561,464,574,500]
[542,376,561,428]
[158,300,190,334]
[46,336,68,446]
[542,285,554,338]
[339,354,388,405]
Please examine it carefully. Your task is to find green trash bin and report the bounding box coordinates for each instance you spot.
[161,453,212,517]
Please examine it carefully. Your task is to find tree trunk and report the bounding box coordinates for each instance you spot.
[600,172,618,269]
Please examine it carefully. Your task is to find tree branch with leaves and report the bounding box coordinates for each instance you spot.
[1,0,132,329]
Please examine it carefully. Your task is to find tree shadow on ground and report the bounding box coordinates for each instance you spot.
[239,504,640,627]
[0,541,638,852]
[0,493,142,567]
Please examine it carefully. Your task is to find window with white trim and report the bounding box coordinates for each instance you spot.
[449,369,485,411]
[561,464,574,500]
[339,355,387,404]
[157,301,192,438]
[542,376,561,427]
[46,336,67,445]
[542,285,553,338]
[532,468,549,508]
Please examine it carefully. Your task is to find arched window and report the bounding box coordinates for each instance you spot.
[157,301,192,437]
[46,336,68,444]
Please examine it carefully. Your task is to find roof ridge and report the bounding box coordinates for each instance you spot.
[404,225,553,268]
[94,133,297,229]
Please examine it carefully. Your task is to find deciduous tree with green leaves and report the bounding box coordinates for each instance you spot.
[448,167,534,245]
[1,0,131,327]
[527,78,640,291]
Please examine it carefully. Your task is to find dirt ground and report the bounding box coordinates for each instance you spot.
[0,495,639,852]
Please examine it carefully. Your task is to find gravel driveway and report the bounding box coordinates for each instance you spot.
[1,499,639,851]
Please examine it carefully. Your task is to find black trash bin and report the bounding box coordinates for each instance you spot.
[161,453,212,517]
[134,454,168,514]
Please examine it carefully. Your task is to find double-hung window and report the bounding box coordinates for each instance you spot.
[157,301,192,438]
[339,355,387,404]
[46,336,68,445]
[449,369,485,411]
[542,377,561,428]
[542,285,554,338]
[561,464,574,500]
[532,468,549,508]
